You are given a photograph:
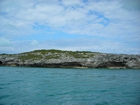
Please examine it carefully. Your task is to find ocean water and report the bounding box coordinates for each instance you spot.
[0,67,140,105]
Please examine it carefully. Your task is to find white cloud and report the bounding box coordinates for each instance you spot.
[0,37,11,46]
[1,0,139,36]
[120,0,140,11]
[0,0,140,54]
[31,40,39,45]
[62,0,82,6]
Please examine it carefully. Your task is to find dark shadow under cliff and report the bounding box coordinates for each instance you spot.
[97,62,126,68]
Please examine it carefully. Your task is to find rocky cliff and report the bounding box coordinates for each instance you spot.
[0,49,140,69]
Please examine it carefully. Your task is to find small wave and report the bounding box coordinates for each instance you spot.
[0,95,10,100]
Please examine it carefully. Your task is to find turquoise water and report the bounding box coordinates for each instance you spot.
[0,67,140,105]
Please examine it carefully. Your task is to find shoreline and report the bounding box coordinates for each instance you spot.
[0,49,140,69]
[0,65,140,70]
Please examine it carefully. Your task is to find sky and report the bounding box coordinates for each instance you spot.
[0,0,140,54]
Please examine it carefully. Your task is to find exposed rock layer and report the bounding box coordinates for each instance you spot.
[0,50,140,69]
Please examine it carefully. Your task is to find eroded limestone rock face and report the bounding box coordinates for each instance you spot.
[0,50,140,69]
[84,54,140,69]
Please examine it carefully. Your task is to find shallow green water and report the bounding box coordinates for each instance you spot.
[0,67,140,105]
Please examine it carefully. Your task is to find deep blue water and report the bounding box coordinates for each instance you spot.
[0,67,140,105]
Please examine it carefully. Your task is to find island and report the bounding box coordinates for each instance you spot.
[0,49,140,69]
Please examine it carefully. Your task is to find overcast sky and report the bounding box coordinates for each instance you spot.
[0,0,140,54]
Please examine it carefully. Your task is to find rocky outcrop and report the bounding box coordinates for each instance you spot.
[0,50,140,69]
[84,54,140,69]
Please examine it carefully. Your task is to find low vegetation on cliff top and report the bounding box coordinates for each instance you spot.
[0,49,99,61]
